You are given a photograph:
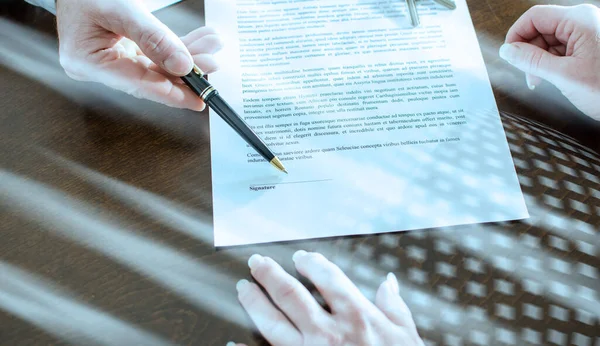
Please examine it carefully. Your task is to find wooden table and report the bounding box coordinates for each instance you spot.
[1,1,599,345]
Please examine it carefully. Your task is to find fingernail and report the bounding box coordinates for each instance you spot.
[236,279,249,292]
[226,342,236,346]
[387,272,399,295]
[499,43,517,63]
[292,250,308,263]
[527,79,536,90]
[248,254,264,269]
[164,51,193,75]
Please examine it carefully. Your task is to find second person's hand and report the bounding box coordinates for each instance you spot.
[230,251,425,346]
[499,4,600,120]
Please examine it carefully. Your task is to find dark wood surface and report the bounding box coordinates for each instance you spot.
[1,1,599,345]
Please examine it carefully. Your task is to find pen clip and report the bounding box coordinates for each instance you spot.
[193,65,205,77]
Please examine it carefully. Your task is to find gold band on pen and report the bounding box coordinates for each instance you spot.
[200,86,216,101]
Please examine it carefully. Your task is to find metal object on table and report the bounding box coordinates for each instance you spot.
[433,0,457,10]
[407,0,457,27]
[406,0,420,27]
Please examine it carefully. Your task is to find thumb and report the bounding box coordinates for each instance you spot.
[499,42,566,83]
[120,7,193,76]
[375,273,415,327]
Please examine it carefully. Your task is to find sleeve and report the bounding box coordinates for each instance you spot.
[24,0,56,14]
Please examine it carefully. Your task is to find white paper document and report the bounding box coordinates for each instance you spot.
[205,0,529,246]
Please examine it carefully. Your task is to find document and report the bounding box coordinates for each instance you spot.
[204,0,529,246]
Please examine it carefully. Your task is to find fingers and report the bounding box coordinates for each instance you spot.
[183,28,223,74]
[499,41,569,84]
[236,279,302,346]
[540,34,563,48]
[522,36,545,90]
[375,273,415,328]
[142,53,219,79]
[292,250,374,315]
[181,26,220,46]
[56,0,223,109]
[248,254,331,331]
[502,5,574,87]
[548,45,567,56]
[186,34,224,56]
[520,32,567,58]
[111,4,193,76]
[507,27,567,90]
[116,36,221,75]
[525,74,541,90]
[527,35,549,51]
[67,33,219,110]
[95,57,205,111]
[505,5,570,44]
[192,54,220,74]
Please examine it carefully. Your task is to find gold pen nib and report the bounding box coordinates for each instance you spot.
[270,157,288,174]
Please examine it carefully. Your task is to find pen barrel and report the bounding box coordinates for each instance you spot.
[181,71,277,163]
[181,71,212,97]
[206,93,275,162]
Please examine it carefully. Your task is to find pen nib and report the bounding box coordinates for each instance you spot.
[270,157,288,174]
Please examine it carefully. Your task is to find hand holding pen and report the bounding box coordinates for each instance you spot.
[56,0,223,111]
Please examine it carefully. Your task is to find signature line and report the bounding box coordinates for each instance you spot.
[250,179,333,187]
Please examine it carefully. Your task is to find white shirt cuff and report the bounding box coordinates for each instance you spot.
[24,0,182,14]
[24,0,56,14]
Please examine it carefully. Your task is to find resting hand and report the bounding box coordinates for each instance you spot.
[230,251,424,346]
[499,4,600,120]
[56,0,223,111]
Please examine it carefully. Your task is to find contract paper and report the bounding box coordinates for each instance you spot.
[205,0,529,246]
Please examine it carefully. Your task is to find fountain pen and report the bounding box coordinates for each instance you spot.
[181,65,287,174]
